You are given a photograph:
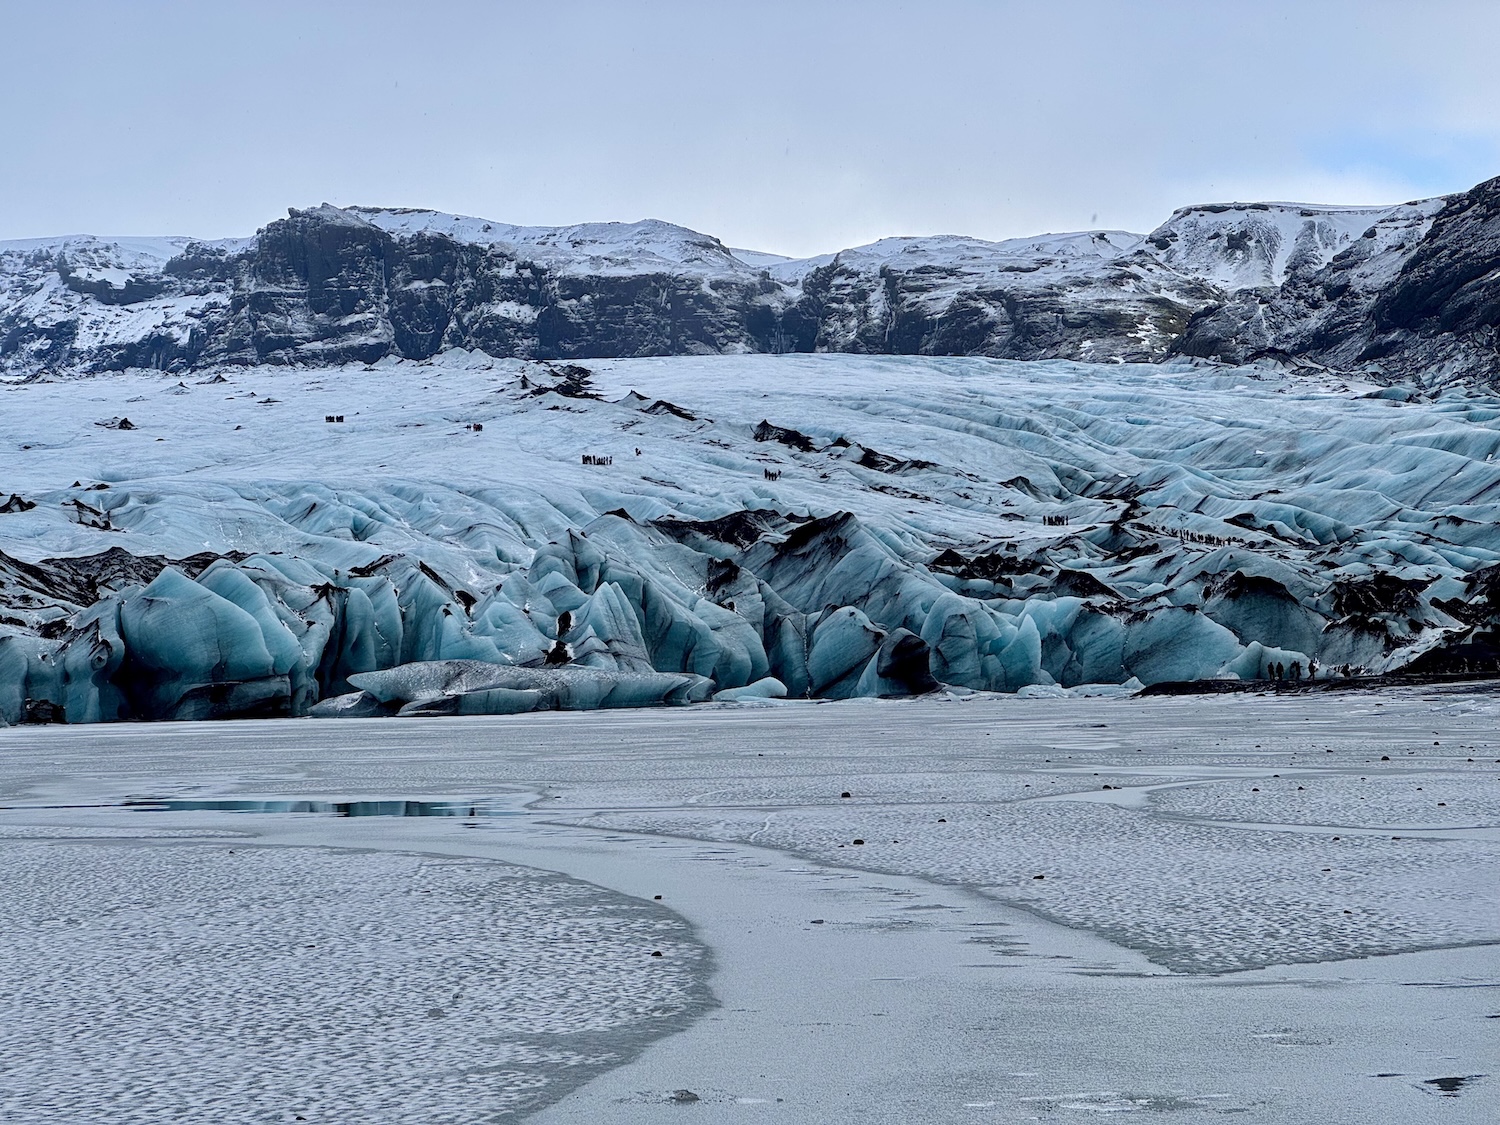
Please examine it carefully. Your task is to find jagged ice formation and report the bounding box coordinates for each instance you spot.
[2,353,1498,723]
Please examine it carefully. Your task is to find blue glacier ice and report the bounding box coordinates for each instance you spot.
[1,353,1497,723]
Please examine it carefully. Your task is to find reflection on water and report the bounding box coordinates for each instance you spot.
[120,798,516,818]
[1422,1075,1484,1097]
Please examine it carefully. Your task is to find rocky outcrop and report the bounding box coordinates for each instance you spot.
[792,232,1220,362]
[1172,179,1500,385]
[1364,177,1500,378]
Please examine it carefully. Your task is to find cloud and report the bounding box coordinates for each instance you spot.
[1,0,1496,254]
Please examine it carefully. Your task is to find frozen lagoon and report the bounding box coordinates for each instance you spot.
[2,690,1498,1123]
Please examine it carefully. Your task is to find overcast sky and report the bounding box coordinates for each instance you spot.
[3,0,1498,256]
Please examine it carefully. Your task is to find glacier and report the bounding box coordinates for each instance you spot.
[1,351,1497,723]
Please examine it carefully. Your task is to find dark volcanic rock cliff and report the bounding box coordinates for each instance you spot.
[5,174,1500,384]
[1366,176,1500,375]
[794,232,1220,362]
[1174,176,1500,384]
[0,207,807,377]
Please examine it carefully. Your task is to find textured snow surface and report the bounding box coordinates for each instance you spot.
[2,353,1498,722]
[1,691,1496,1122]
[537,694,1500,975]
[0,838,707,1124]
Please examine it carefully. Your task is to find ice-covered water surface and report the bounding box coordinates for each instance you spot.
[1,691,1496,1123]
[0,829,709,1124]
[2,353,1498,723]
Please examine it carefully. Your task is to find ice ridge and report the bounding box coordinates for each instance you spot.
[1,353,1496,724]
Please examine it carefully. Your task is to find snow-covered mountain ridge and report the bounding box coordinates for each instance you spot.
[5,173,1497,385]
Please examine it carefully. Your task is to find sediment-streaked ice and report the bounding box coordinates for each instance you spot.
[2,353,1497,723]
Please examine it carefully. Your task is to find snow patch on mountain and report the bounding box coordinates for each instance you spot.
[348,206,755,279]
[1145,202,1411,291]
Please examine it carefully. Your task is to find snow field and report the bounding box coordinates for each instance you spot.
[0,832,709,1124]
